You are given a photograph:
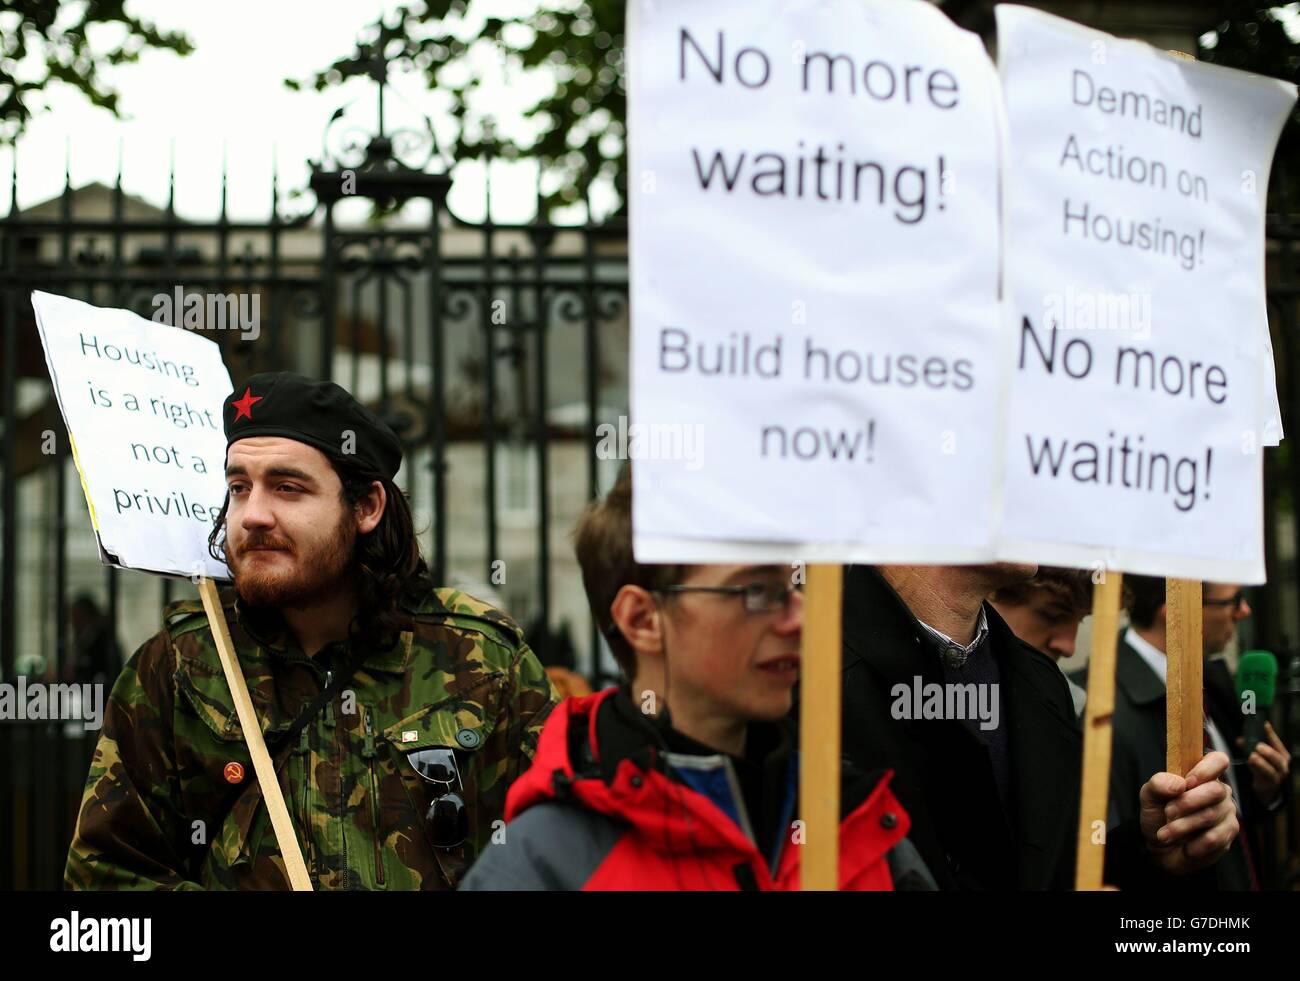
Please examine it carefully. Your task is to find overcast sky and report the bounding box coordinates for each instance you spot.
[5,2,1298,225]
[4,0,554,224]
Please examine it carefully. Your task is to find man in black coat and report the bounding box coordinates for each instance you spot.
[1074,576,1291,890]
[836,564,1240,890]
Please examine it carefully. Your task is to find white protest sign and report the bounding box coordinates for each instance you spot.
[33,291,232,579]
[993,7,1296,584]
[1260,325,1283,446]
[628,0,1007,562]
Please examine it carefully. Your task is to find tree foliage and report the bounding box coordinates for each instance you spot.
[295,2,1300,217]
[1198,3,1300,208]
[288,1,625,218]
[0,0,194,145]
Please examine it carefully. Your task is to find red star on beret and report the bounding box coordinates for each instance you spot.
[231,387,263,421]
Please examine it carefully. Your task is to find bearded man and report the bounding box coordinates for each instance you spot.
[66,371,556,890]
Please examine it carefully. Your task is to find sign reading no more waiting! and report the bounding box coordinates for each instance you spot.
[994,6,1296,584]
[627,0,1010,565]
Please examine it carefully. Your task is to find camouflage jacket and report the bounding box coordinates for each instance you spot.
[65,585,558,891]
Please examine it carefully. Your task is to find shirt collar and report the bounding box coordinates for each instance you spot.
[232,594,297,657]
[917,606,989,668]
[232,593,412,674]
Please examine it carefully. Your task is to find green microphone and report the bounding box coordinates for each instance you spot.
[1235,650,1278,750]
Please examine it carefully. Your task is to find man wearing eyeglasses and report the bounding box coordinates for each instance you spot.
[66,372,558,890]
[1076,576,1292,890]
[460,467,934,890]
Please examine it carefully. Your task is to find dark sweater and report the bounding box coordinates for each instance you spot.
[938,639,1011,815]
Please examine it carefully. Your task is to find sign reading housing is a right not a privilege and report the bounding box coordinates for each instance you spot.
[995,6,1297,583]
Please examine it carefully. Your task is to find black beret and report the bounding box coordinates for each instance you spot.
[223,371,402,479]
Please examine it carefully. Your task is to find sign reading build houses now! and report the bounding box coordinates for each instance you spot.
[994,6,1297,583]
[627,0,1009,563]
[33,290,233,579]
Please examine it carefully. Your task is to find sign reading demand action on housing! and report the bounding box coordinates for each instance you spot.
[33,290,232,579]
[628,0,1007,563]
[994,6,1297,583]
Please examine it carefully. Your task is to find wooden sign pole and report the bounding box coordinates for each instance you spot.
[800,564,842,890]
[1164,39,1207,780]
[1075,571,1123,890]
[198,577,314,891]
[1165,578,1203,775]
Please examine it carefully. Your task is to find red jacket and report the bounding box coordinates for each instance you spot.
[460,689,934,890]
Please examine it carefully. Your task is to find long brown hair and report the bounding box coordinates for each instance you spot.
[207,457,431,653]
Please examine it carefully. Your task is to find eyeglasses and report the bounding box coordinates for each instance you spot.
[656,580,802,613]
[406,747,467,849]
[1203,590,1248,610]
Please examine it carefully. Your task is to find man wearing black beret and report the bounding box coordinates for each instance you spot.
[68,371,558,890]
